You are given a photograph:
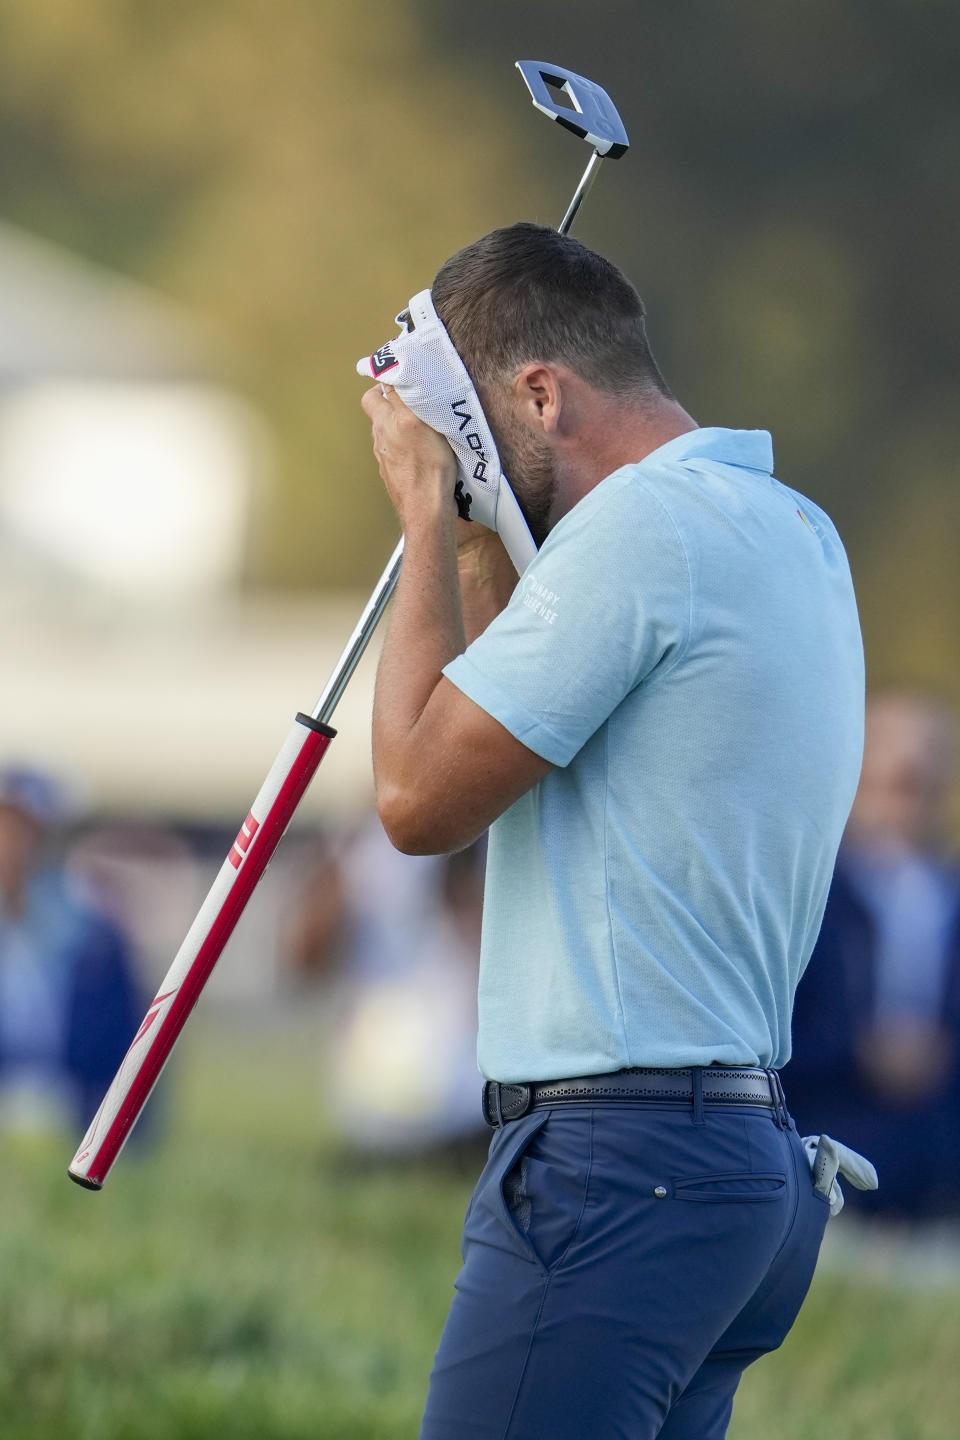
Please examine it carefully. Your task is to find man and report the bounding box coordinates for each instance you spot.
[789,690,960,1218]
[0,766,141,1130]
[360,223,864,1439]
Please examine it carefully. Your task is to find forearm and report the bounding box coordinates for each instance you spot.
[373,495,463,799]
[457,530,519,645]
[361,381,539,853]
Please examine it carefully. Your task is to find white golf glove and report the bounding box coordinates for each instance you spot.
[357,289,537,576]
[802,1133,879,1217]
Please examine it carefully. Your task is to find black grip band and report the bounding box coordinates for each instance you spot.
[295,712,337,739]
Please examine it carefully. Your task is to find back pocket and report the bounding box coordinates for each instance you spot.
[672,1172,787,1202]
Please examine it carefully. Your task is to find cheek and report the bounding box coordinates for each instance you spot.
[503,421,542,474]
[494,429,526,486]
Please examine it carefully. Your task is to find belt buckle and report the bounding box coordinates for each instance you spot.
[482,1081,532,1127]
[482,1081,504,1127]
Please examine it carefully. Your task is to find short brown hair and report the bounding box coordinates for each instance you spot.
[432,222,671,399]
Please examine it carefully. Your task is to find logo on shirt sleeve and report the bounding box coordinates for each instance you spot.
[521,574,560,625]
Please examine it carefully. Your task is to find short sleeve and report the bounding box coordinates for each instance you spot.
[443,472,692,765]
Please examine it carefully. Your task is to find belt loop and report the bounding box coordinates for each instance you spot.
[691,1066,705,1126]
[491,1081,504,1129]
[773,1070,791,1130]
[766,1069,785,1128]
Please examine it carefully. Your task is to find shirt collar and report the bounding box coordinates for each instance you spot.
[642,427,775,475]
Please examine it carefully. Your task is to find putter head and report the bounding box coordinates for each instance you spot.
[516,60,629,159]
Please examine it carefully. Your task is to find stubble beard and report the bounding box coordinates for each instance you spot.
[486,399,558,549]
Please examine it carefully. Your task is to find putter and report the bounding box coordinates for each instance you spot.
[68,60,630,1191]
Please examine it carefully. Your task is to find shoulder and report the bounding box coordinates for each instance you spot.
[771,481,838,533]
[522,468,693,638]
[543,464,693,570]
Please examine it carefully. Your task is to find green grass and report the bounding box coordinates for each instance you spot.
[1,1015,957,1439]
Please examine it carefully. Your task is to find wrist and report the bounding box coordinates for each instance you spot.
[398,479,457,537]
[457,528,514,588]
[456,525,501,554]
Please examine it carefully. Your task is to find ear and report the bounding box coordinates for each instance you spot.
[512,363,563,434]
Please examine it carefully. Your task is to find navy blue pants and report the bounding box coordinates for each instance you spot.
[421,1099,829,1439]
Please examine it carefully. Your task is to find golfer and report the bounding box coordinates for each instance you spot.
[361,222,864,1440]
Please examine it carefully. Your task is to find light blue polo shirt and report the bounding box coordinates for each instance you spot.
[443,428,864,1082]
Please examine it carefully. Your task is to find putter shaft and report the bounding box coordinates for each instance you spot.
[558,150,603,237]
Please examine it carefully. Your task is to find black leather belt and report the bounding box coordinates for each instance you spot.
[482,1066,788,1127]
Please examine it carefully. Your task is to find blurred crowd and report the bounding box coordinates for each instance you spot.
[0,767,141,1133]
[3,684,960,1219]
[788,689,960,1220]
[284,823,487,1163]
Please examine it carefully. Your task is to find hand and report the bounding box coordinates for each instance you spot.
[361,384,457,526]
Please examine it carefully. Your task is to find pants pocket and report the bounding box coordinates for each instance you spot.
[461,1112,551,1268]
[500,1112,593,1270]
[672,1172,787,1202]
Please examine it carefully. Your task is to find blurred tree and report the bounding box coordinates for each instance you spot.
[0,0,534,587]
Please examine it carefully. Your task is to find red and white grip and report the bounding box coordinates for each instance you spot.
[68,712,335,1190]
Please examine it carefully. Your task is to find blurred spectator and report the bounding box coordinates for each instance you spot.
[286,815,487,1161]
[788,691,960,1219]
[67,820,204,992]
[0,766,141,1132]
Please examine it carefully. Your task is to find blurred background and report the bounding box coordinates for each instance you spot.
[0,3,959,1437]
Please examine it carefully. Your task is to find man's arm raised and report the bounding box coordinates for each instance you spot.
[456,523,519,646]
[362,385,551,855]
